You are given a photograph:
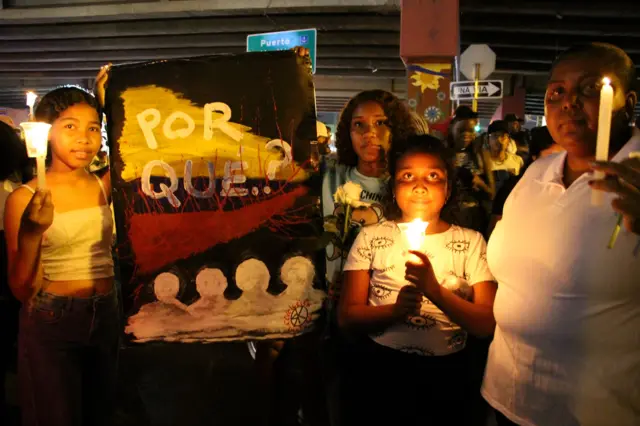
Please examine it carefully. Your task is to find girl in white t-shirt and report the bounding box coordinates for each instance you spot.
[338,134,497,425]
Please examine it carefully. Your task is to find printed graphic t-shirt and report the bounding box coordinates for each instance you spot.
[322,165,388,288]
[344,221,494,356]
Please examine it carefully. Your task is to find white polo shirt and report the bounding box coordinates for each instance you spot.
[482,129,640,426]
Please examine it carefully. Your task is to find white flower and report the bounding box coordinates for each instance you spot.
[333,181,370,208]
[343,181,363,201]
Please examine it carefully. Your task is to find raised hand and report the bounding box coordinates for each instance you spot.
[94,63,111,107]
[20,189,54,237]
[292,46,310,58]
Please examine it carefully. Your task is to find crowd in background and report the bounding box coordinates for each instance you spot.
[0,41,639,426]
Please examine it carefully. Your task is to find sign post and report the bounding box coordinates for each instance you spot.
[450,80,503,101]
[247,28,317,74]
[460,44,497,112]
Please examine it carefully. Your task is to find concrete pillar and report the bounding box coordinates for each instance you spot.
[491,87,526,122]
[400,0,459,136]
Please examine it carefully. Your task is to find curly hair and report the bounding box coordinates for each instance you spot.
[335,90,415,167]
[34,85,101,125]
[385,134,457,222]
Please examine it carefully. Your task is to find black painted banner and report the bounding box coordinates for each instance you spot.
[103,51,325,344]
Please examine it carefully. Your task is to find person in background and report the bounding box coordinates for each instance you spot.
[482,42,640,426]
[481,120,524,200]
[338,134,497,424]
[316,121,330,156]
[504,113,523,135]
[0,116,21,138]
[447,106,491,233]
[486,126,564,237]
[4,86,119,426]
[323,89,415,300]
[503,113,528,158]
[322,89,415,426]
[0,121,32,424]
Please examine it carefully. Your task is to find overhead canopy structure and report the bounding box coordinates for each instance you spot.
[1,0,639,117]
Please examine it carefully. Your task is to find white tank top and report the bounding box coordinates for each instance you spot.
[22,174,114,281]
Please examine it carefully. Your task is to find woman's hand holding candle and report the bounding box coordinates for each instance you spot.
[589,155,640,237]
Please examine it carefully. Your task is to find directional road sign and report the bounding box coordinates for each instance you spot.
[247,28,317,74]
[450,80,503,100]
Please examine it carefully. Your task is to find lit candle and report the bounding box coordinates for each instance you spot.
[400,218,429,263]
[592,77,613,206]
[20,122,51,189]
[26,92,37,120]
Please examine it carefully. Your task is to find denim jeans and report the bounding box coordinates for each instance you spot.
[18,288,120,426]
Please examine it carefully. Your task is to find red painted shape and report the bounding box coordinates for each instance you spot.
[128,186,309,274]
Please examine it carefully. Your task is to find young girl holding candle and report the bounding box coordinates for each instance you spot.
[338,134,497,425]
[3,86,118,426]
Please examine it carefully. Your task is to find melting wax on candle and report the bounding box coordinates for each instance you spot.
[592,77,613,206]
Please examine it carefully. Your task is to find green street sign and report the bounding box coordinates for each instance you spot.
[247,28,317,74]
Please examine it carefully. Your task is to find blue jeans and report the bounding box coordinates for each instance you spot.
[18,288,120,426]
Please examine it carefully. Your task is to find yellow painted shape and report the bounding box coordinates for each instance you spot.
[410,63,451,93]
[117,86,308,182]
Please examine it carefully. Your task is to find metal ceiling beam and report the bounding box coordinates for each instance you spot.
[0,46,401,63]
[0,57,405,72]
[0,0,401,24]
[0,31,399,53]
[463,23,640,38]
[460,32,640,55]
[460,1,640,19]
[0,14,400,40]
[0,67,406,81]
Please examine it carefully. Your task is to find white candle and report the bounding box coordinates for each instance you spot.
[36,157,46,189]
[592,77,613,206]
[400,218,429,263]
[20,122,51,189]
[26,92,37,120]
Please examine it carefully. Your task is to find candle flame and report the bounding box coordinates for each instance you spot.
[403,218,428,251]
[26,92,37,108]
[602,77,611,86]
[20,122,51,158]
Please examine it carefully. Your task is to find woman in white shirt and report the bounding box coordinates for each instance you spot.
[482,42,640,426]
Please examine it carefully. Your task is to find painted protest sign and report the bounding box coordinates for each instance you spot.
[104,51,325,344]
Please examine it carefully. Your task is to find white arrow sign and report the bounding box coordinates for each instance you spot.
[450,80,503,100]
